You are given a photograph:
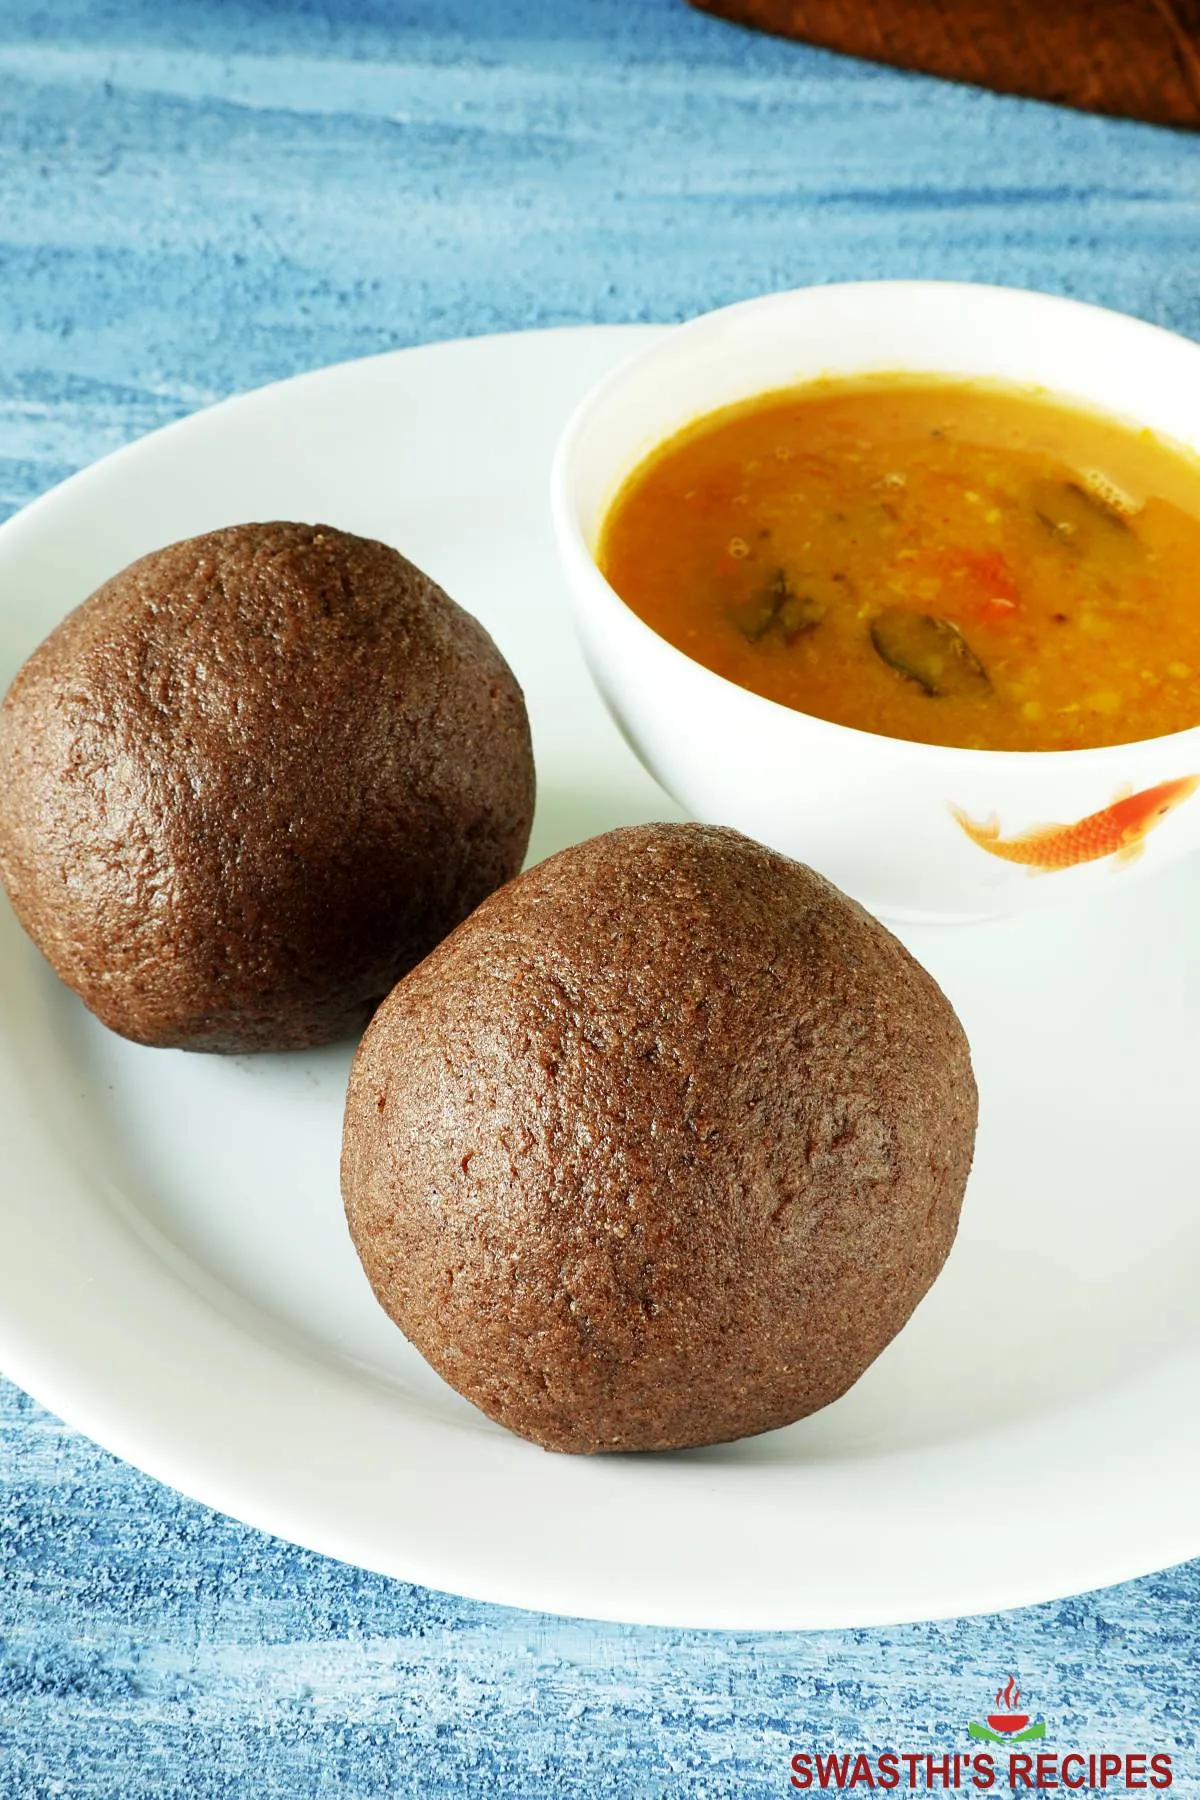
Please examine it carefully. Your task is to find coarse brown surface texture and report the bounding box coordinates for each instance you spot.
[687,0,1200,129]
[0,522,535,1052]
[342,822,977,1453]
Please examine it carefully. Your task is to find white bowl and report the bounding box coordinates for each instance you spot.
[550,281,1200,922]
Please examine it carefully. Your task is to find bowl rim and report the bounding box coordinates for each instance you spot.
[550,278,1200,772]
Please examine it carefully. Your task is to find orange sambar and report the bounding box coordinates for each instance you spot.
[597,376,1200,751]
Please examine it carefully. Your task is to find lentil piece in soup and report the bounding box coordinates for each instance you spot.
[597,377,1200,751]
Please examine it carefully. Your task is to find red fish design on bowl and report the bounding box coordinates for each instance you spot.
[987,1679,1030,1735]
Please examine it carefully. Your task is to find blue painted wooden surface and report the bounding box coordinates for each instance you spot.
[1,2,1198,1792]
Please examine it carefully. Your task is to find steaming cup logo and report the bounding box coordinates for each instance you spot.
[968,1680,1046,1746]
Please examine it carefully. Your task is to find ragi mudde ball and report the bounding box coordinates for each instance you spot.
[0,522,535,1052]
[341,822,977,1454]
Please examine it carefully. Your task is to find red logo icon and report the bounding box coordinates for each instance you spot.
[969,1679,1045,1745]
[989,1678,1032,1736]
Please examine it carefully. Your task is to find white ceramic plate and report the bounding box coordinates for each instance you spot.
[1,327,1198,1631]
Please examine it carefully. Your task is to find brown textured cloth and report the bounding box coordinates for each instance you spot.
[687,0,1200,128]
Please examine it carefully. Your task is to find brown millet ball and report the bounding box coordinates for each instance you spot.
[342,822,977,1453]
[0,522,535,1051]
